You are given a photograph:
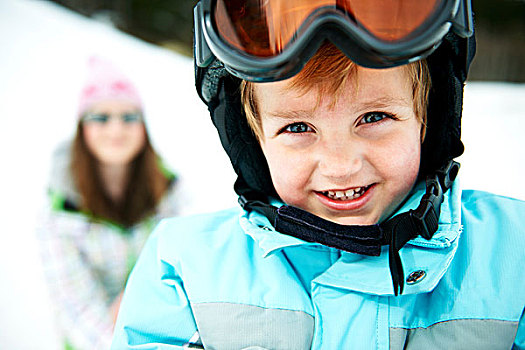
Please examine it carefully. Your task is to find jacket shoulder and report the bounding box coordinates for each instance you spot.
[459,189,525,263]
[461,189,525,222]
[157,207,241,233]
[153,207,243,253]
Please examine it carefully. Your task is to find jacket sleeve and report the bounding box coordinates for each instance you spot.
[111,223,199,349]
[38,214,116,349]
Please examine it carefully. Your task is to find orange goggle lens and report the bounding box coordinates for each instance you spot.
[214,0,441,57]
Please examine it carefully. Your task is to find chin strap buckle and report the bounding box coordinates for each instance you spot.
[238,195,248,208]
[384,160,460,296]
[410,176,442,240]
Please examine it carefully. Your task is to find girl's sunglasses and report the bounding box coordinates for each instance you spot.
[82,112,144,124]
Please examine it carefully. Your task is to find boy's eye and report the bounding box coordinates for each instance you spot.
[83,113,109,123]
[283,122,313,133]
[358,112,394,125]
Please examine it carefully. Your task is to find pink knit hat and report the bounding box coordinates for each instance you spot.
[78,56,143,116]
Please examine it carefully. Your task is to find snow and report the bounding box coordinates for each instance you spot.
[0,1,523,349]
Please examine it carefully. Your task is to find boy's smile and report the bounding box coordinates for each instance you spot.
[256,66,422,226]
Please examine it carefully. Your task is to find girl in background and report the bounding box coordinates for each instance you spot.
[38,56,181,349]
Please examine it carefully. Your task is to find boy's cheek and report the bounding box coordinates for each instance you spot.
[382,145,421,175]
[381,144,421,198]
[265,154,311,206]
[274,184,311,211]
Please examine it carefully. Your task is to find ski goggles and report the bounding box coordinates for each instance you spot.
[194,0,473,81]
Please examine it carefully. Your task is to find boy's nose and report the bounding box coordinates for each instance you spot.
[317,139,363,180]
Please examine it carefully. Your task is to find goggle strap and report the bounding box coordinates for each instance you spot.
[194,1,214,68]
[451,0,474,38]
[199,60,229,104]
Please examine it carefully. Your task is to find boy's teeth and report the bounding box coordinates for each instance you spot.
[324,186,368,201]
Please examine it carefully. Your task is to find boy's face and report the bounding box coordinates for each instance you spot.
[256,66,422,225]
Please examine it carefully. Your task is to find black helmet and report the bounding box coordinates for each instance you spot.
[194,0,476,295]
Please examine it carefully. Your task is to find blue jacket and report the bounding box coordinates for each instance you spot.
[112,180,525,349]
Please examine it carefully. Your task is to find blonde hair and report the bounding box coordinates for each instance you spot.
[241,42,430,140]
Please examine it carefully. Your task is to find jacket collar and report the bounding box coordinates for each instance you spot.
[240,179,463,295]
[239,178,462,257]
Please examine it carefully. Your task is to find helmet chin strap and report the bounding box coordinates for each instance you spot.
[238,160,460,296]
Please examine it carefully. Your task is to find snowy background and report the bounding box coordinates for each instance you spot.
[0,1,523,349]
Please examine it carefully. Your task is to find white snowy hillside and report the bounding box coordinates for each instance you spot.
[0,1,523,349]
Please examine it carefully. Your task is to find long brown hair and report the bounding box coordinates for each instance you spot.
[71,123,171,227]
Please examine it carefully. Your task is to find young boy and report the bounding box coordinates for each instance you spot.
[112,1,525,348]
